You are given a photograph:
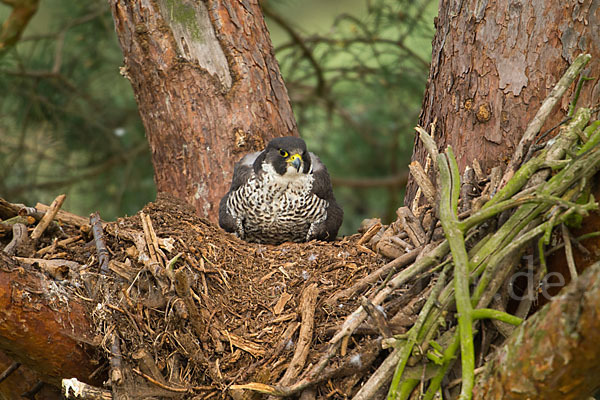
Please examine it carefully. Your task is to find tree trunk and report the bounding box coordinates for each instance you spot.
[4,1,600,398]
[109,0,298,222]
[405,0,600,205]
[403,0,600,396]
[0,253,98,389]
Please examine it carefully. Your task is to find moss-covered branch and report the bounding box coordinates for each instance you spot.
[438,147,475,400]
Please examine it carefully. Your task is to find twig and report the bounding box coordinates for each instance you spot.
[90,211,109,274]
[133,368,213,393]
[408,161,436,204]
[279,284,319,386]
[561,224,578,280]
[325,247,421,306]
[473,146,600,308]
[487,118,573,210]
[0,362,20,384]
[446,367,486,390]
[437,147,474,400]
[546,231,600,255]
[37,235,82,256]
[140,212,163,267]
[386,263,450,399]
[397,207,426,247]
[3,223,31,256]
[357,221,382,245]
[361,297,393,338]
[414,126,439,171]
[30,193,66,242]
[568,74,595,117]
[353,348,402,400]
[500,53,591,187]
[15,257,78,279]
[140,211,169,291]
[0,197,22,218]
[174,269,208,347]
[470,309,522,326]
[109,334,123,388]
[21,381,44,400]
[422,334,460,400]
[35,202,92,228]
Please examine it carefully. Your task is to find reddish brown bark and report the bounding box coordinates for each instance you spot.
[109,0,298,222]
[0,253,99,388]
[405,0,600,205]
[0,351,62,399]
[473,260,600,399]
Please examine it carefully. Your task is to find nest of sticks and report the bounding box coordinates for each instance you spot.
[1,54,599,399]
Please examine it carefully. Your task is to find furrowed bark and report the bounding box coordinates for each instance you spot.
[0,253,98,387]
[406,0,600,205]
[109,0,298,221]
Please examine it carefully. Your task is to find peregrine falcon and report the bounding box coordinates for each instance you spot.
[219,136,343,244]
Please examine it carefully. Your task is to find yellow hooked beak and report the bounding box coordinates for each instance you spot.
[287,153,302,171]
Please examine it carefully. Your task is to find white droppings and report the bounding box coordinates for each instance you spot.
[194,181,208,200]
[349,354,362,368]
[62,378,85,398]
[138,253,150,263]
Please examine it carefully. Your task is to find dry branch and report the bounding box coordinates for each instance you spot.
[2,61,600,399]
[279,284,319,386]
[35,202,93,228]
[325,247,420,306]
[408,161,436,204]
[90,212,109,274]
[30,194,66,242]
[500,53,591,186]
[3,223,31,256]
[0,198,23,219]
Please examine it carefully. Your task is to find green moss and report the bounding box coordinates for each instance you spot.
[164,0,202,41]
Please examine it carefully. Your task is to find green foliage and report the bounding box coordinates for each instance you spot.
[0,0,155,219]
[0,0,435,231]
[266,0,436,233]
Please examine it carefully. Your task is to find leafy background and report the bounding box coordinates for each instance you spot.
[0,0,437,235]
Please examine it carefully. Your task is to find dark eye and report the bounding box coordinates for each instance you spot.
[279,149,288,157]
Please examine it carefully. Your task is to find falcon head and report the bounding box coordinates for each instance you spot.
[253,137,312,176]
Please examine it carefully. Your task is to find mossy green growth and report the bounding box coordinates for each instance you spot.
[164,0,203,41]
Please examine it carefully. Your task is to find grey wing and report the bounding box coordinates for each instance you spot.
[309,153,343,240]
[218,152,259,233]
[229,152,260,191]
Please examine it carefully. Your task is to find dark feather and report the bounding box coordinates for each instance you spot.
[218,152,257,233]
[308,153,343,240]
